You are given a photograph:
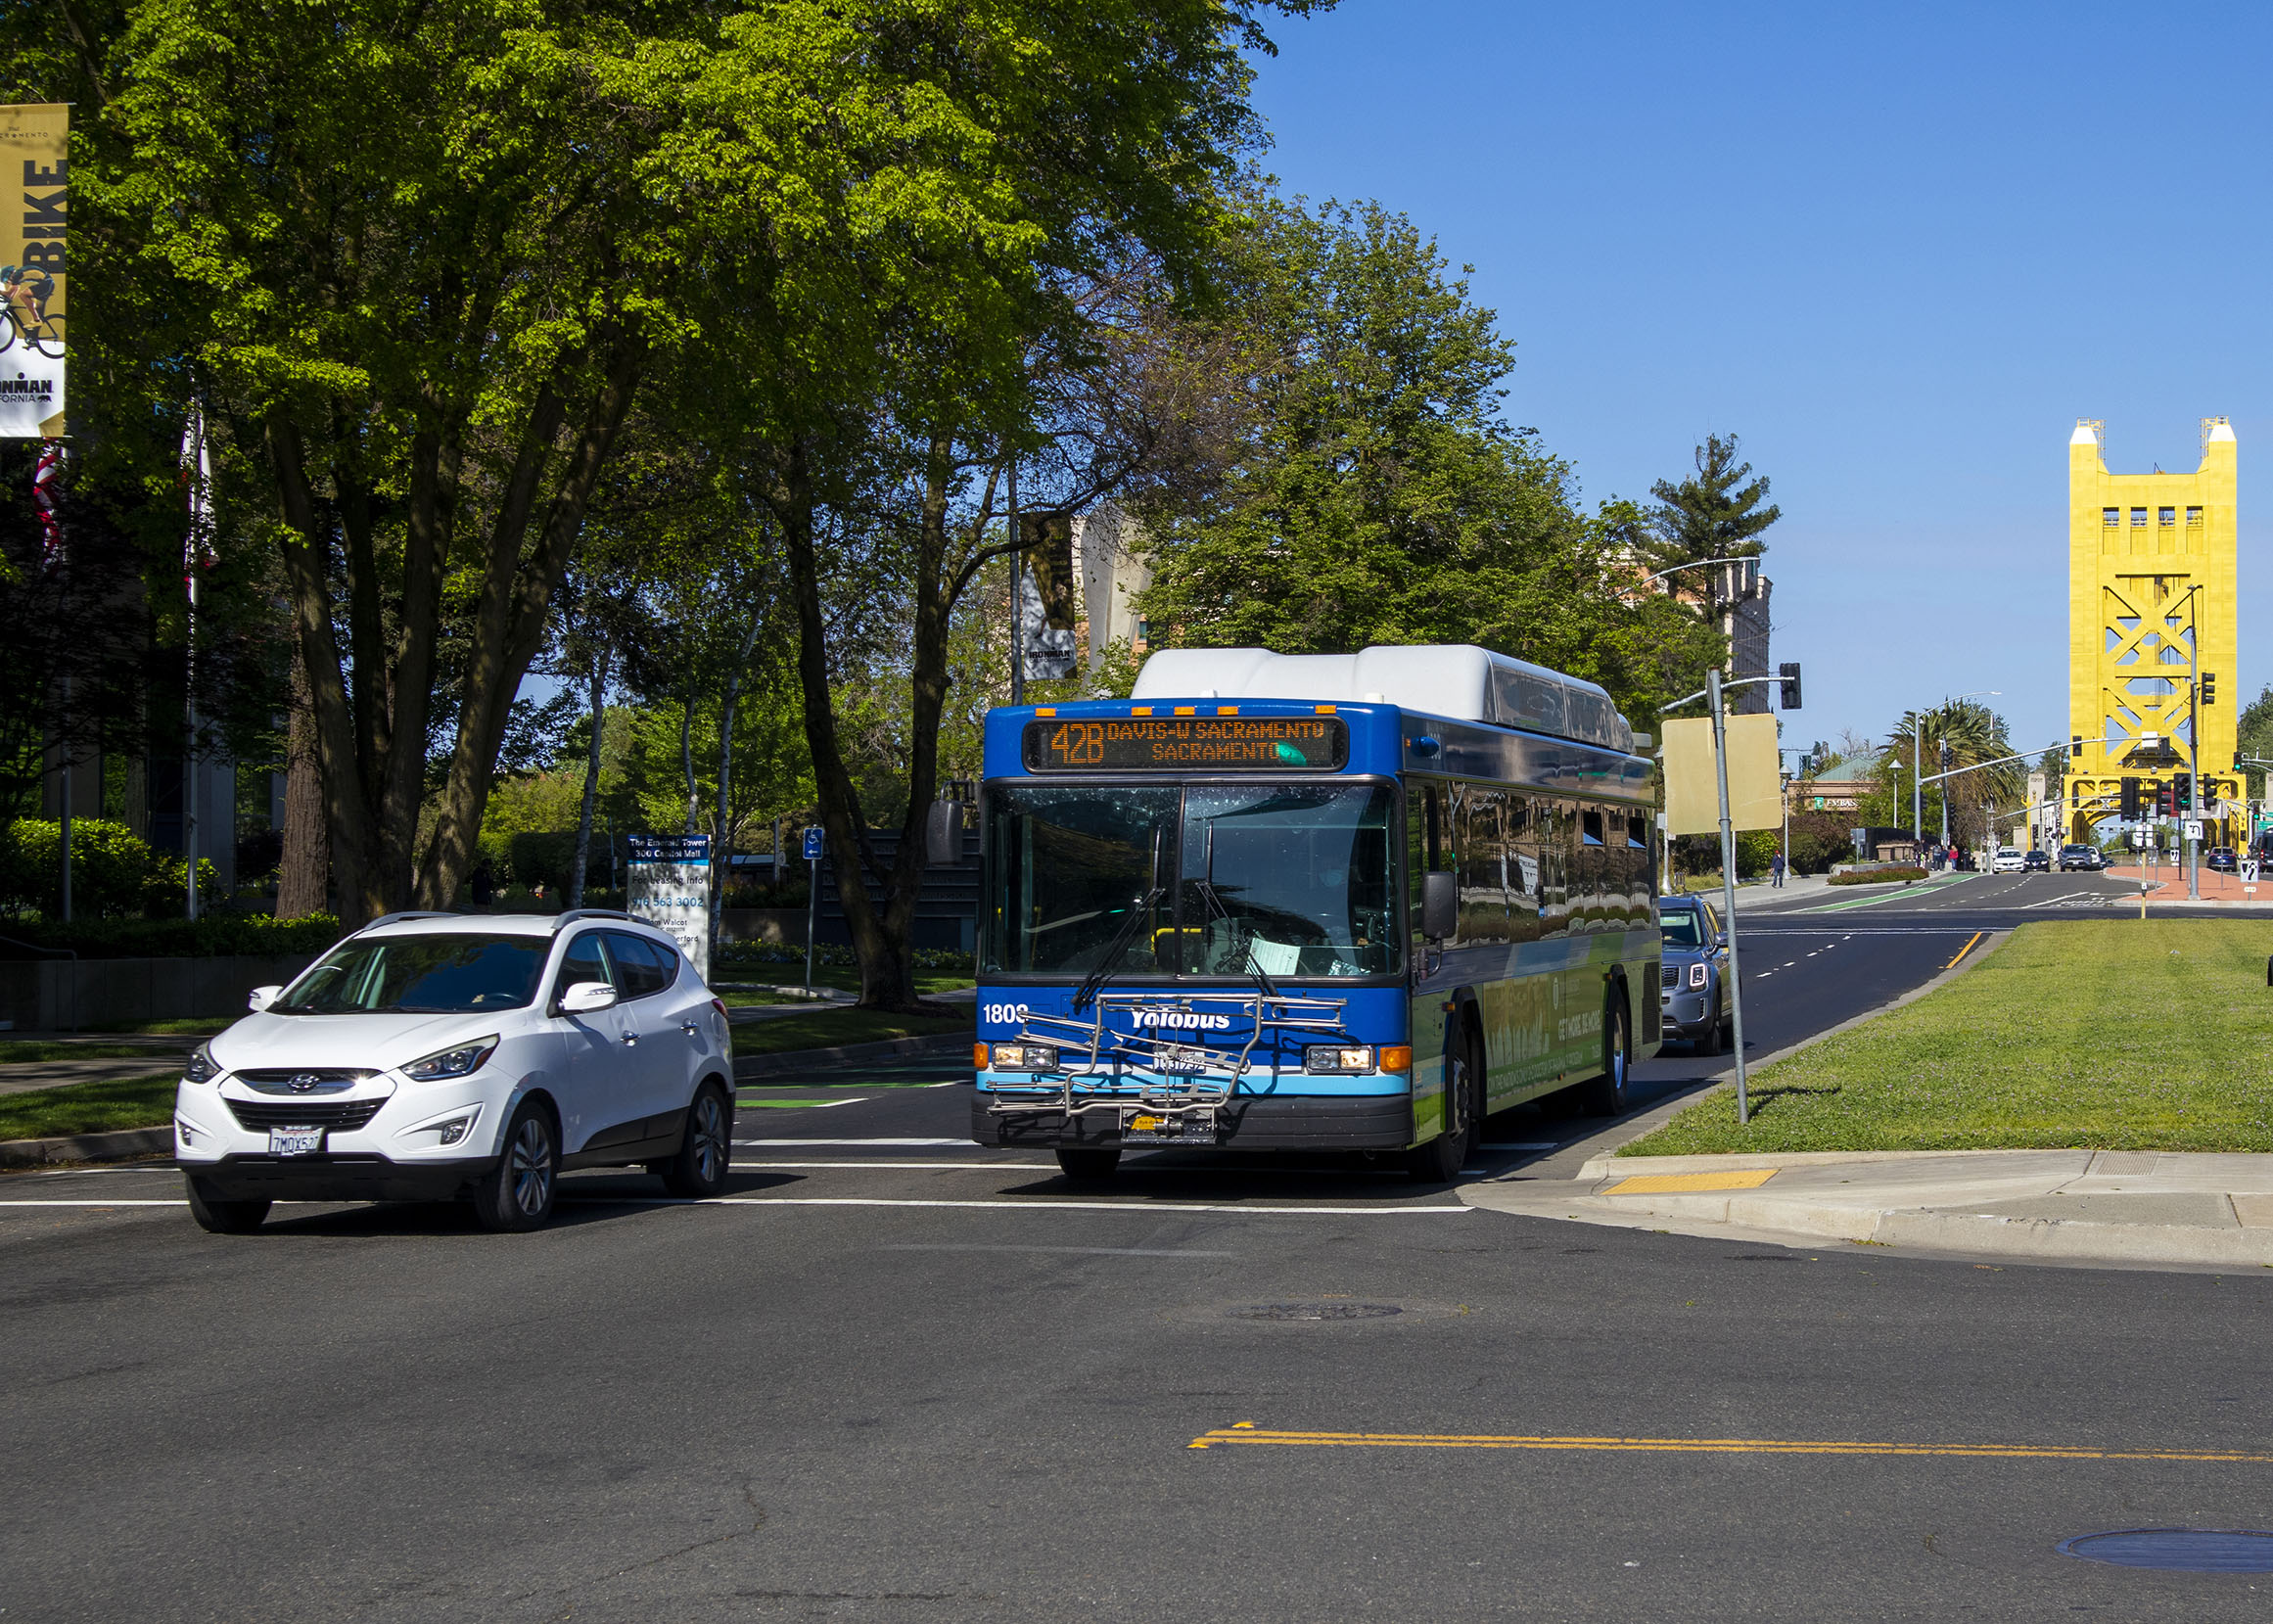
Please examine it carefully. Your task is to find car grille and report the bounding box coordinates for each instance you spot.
[225,1097,387,1133]
[231,1069,377,1095]
[1661,964,1680,990]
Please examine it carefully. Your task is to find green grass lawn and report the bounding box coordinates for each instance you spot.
[85,1017,232,1036]
[1624,918,2273,1155]
[730,1003,972,1058]
[0,1074,178,1141]
[0,1040,189,1065]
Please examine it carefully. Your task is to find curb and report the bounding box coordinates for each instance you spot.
[0,1125,173,1168]
[734,1031,973,1079]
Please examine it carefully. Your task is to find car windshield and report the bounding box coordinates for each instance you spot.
[983,781,1399,979]
[273,934,549,1014]
[1659,909,1706,949]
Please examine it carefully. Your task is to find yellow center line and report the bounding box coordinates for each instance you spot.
[1186,1424,2273,1462]
[1942,930,1985,970]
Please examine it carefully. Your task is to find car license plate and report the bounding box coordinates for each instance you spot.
[1153,1044,1211,1074]
[268,1127,323,1157]
[1123,1112,1216,1145]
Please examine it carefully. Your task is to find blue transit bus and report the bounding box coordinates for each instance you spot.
[971,644,1662,1182]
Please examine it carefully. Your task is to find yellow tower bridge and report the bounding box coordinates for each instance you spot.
[2066,418,2239,846]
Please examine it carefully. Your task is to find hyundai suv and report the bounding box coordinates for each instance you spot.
[172,911,735,1233]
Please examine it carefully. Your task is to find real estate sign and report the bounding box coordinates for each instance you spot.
[628,834,711,982]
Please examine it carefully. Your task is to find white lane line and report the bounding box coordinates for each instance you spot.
[734,1137,967,1146]
[560,1196,1476,1215]
[732,1161,1053,1171]
[1478,1142,1559,1150]
[735,1097,862,1109]
[886,1243,1235,1257]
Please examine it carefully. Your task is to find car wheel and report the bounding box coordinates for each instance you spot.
[1581,993,1632,1117]
[1699,998,1724,1056]
[473,1101,558,1232]
[662,1083,733,1198]
[185,1176,270,1234]
[1055,1146,1121,1183]
[1409,1024,1479,1183]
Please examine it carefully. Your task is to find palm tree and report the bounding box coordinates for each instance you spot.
[1884,700,2021,845]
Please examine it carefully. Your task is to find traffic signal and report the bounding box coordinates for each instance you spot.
[2176,772,2193,812]
[1778,662,1802,709]
[2121,777,2141,819]
[2160,780,2179,816]
[2202,673,2217,706]
[2071,734,2083,764]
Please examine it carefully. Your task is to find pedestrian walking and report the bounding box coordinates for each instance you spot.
[1770,850,1786,889]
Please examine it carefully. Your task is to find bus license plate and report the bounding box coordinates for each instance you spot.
[1154,1044,1211,1074]
[1124,1112,1215,1145]
[268,1127,323,1157]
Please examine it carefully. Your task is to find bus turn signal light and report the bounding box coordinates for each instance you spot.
[1379,1045,1413,1073]
[973,1043,990,1069]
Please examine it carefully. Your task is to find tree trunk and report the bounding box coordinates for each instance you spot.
[275,664,330,919]
[709,602,765,973]
[567,644,610,908]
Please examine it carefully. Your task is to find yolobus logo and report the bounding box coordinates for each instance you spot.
[1130,1009,1232,1031]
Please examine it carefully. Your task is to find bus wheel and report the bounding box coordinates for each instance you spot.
[1581,995,1632,1116]
[1055,1146,1121,1183]
[1409,1027,1478,1183]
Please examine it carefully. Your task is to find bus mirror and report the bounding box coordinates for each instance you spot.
[1421,871,1458,940]
[924,801,965,866]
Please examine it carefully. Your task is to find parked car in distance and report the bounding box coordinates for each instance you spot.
[1993,847,2026,872]
[171,910,735,1234]
[1656,894,1734,1056]
[2022,849,2052,871]
[2208,846,2239,873]
[2059,844,2105,871]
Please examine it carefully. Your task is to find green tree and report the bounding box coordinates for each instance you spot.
[1642,433,1782,576]
[2236,683,2273,798]
[1136,199,1722,725]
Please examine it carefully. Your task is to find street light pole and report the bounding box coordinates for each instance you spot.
[1708,669,1749,1125]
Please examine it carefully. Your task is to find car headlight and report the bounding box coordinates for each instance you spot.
[182,1043,220,1085]
[1304,1044,1374,1074]
[989,1042,1059,1073]
[1688,961,1708,989]
[402,1037,498,1081]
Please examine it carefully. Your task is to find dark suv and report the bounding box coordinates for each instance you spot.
[1656,895,1734,1055]
[2208,846,2238,873]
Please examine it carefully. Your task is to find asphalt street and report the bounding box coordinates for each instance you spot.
[5,871,2270,1621]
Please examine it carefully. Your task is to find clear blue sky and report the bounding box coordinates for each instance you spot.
[1247,1,2273,762]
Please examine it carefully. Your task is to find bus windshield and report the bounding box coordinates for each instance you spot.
[984,781,1398,980]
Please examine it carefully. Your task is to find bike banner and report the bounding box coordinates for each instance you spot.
[0,103,67,439]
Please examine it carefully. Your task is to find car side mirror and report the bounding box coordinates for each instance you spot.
[559,980,618,1016]
[247,984,282,1013]
[1717,931,1730,949]
[1421,871,1458,941]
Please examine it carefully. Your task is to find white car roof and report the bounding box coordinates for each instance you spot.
[352,911,663,942]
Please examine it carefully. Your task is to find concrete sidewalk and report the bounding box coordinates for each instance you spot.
[2105,863,2273,907]
[1463,1146,2273,1270]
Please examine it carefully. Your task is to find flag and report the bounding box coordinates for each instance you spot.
[31,440,62,573]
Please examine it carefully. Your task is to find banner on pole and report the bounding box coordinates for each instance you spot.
[627,834,711,982]
[1016,510,1077,679]
[1663,714,1784,835]
[0,103,67,439]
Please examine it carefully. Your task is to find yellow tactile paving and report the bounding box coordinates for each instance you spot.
[1600,1168,1779,1195]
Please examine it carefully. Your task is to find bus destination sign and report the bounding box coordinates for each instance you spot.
[1023,716,1349,773]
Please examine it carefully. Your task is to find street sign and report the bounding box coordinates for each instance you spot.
[2184,820,2204,841]
[627,834,711,981]
[802,825,824,862]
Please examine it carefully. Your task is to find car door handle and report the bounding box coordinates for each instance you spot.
[680,1020,700,1036]
[621,1031,639,1045]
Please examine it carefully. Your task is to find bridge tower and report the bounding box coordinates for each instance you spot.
[2066,418,2239,845]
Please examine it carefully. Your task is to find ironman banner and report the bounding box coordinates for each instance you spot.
[0,103,66,439]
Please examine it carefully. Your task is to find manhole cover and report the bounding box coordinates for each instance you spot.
[2057,1529,2273,1572]
[1225,1301,1403,1322]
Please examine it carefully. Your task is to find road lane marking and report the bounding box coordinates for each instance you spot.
[735,1098,863,1109]
[886,1243,1235,1257]
[1185,1424,2273,1462]
[0,1197,1473,1216]
[736,1137,967,1146]
[1602,1169,1778,1194]
[1943,931,1985,969]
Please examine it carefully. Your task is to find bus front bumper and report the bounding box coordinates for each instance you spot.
[972,1091,1414,1152]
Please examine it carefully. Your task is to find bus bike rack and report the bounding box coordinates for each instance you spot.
[986,990,1354,1126]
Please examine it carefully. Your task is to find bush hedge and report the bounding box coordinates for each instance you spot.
[1829,866,1926,887]
[0,819,219,920]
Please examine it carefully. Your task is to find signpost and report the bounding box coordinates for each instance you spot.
[802,826,824,993]
[627,834,711,983]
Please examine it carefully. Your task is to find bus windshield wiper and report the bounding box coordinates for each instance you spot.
[1072,822,1169,1015]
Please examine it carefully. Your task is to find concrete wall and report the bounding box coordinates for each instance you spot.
[0,953,318,1032]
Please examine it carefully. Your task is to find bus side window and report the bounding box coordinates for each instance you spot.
[1539,802,1569,937]
[1627,813,1652,924]
[1460,788,1508,943]
[1506,796,1544,945]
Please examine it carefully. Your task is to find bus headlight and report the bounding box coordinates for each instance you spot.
[991,1043,1060,1073]
[1304,1045,1374,1074]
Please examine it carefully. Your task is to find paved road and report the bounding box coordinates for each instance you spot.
[8,893,2272,1620]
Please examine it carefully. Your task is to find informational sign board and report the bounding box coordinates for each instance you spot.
[1024,716,1347,772]
[802,825,823,861]
[2184,820,2204,842]
[1663,713,1784,835]
[0,104,68,439]
[627,834,710,983]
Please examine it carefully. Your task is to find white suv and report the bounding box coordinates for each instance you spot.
[172,910,735,1233]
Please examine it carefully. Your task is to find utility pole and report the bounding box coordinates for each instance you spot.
[2188,672,2201,900]
[1708,669,1749,1124]
[1006,455,1023,708]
